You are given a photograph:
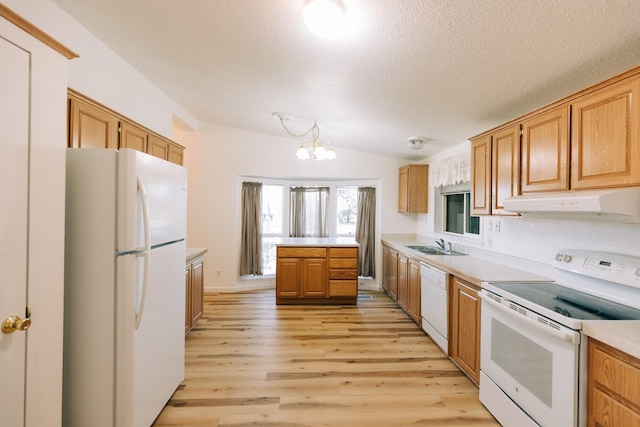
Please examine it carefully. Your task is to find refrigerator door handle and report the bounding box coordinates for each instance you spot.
[135,251,150,329]
[137,176,151,252]
[135,176,151,329]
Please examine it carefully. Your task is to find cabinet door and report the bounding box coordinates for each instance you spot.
[119,120,148,152]
[69,96,118,149]
[168,143,184,165]
[491,125,521,214]
[588,340,640,426]
[396,253,409,310]
[571,77,640,189]
[276,258,301,297]
[407,258,421,324]
[521,105,570,192]
[450,277,481,384]
[148,134,169,160]
[383,247,398,300]
[185,264,192,333]
[470,135,492,215]
[302,258,327,297]
[190,258,204,326]
[398,166,409,213]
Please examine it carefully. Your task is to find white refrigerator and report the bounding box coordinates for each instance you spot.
[63,148,187,427]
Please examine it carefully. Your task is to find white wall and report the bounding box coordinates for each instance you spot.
[3,0,198,136]
[174,123,418,291]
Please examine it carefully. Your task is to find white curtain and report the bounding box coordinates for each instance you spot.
[431,154,471,187]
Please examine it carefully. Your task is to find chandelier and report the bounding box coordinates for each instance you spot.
[273,112,337,161]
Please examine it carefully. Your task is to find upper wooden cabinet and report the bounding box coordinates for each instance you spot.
[521,105,570,193]
[571,77,640,189]
[470,135,491,215]
[470,66,640,207]
[69,96,118,149]
[398,164,429,213]
[67,91,185,165]
[119,120,148,153]
[491,125,521,214]
[470,126,519,216]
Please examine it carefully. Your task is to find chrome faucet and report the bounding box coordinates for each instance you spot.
[436,238,445,250]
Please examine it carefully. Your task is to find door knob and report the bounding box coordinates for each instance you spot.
[2,315,31,334]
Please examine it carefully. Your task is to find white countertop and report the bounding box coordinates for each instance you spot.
[583,321,640,359]
[186,247,208,262]
[275,237,359,247]
[381,234,552,285]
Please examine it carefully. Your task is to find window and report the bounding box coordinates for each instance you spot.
[261,185,284,275]
[336,186,357,236]
[241,179,377,277]
[436,183,480,238]
[444,192,480,235]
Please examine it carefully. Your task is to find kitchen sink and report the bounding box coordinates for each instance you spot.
[406,245,465,256]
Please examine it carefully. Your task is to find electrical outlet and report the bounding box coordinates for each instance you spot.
[494,220,501,232]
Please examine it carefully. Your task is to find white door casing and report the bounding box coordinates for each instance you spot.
[0,30,30,427]
[0,11,69,427]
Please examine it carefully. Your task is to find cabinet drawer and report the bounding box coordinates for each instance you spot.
[329,280,357,296]
[329,269,358,280]
[278,247,327,258]
[591,343,640,404]
[329,247,358,258]
[329,258,358,269]
[591,387,640,426]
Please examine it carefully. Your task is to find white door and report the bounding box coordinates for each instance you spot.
[0,34,30,426]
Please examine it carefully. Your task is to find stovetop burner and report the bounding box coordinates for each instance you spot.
[488,281,640,321]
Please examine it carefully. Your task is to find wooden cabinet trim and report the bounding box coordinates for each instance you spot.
[0,5,79,59]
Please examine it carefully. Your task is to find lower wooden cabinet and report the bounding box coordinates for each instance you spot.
[382,245,398,299]
[185,254,205,334]
[382,244,421,325]
[276,245,358,304]
[450,276,481,384]
[588,339,640,426]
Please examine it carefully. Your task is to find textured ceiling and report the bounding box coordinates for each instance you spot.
[52,0,640,159]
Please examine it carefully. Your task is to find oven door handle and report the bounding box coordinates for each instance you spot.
[480,291,581,345]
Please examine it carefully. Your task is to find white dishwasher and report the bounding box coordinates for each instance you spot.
[420,262,449,354]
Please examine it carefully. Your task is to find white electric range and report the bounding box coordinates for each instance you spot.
[479,249,640,427]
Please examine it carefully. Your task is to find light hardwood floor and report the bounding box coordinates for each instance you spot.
[153,290,500,426]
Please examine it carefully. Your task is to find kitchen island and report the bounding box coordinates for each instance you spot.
[275,238,359,305]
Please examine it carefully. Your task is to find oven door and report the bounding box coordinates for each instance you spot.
[479,291,581,427]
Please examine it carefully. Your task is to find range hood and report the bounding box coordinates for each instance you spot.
[502,187,640,223]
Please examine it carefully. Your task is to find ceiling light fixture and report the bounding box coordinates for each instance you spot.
[303,0,348,39]
[407,137,426,150]
[273,112,336,161]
